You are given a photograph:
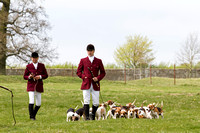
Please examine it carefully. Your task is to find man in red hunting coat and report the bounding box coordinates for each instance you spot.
[77,44,106,120]
[24,52,48,120]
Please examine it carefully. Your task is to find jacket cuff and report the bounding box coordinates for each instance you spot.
[97,77,101,81]
[81,74,85,79]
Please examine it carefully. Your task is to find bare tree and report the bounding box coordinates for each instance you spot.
[0,0,57,75]
[177,32,200,76]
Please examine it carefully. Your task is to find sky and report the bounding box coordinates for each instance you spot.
[43,0,200,65]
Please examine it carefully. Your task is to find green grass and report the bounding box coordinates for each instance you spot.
[0,76,200,133]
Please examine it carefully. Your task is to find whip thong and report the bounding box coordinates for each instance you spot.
[0,86,16,126]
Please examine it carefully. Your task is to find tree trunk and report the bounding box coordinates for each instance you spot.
[0,28,7,75]
[0,0,10,75]
[0,46,6,75]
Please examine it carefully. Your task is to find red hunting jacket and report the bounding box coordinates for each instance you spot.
[76,57,106,91]
[24,63,48,93]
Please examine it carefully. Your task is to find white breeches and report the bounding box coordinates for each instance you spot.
[83,84,99,106]
[28,91,41,106]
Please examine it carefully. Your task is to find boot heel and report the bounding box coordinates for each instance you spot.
[29,104,35,120]
[33,106,40,120]
[92,105,98,120]
[83,104,90,120]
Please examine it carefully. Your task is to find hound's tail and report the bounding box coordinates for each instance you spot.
[155,102,159,107]
[143,100,147,103]
[115,101,122,106]
[141,100,147,108]
[161,101,163,109]
[132,99,136,105]
[81,100,84,106]
[75,105,79,110]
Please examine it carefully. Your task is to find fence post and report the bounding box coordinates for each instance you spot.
[150,64,152,84]
[72,64,74,77]
[124,64,126,84]
[134,66,136,80]
[174,64,176,85]
[195,68,197,78]
[140,64,142,80]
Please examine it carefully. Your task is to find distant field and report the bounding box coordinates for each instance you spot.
[0,76,200,133]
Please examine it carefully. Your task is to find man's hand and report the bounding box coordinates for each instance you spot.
[34,75,41,80]
[93,77,98,82]
[29,73,34,79]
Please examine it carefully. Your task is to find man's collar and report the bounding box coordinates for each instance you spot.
[32,62,38,65]
[88,55,94,58]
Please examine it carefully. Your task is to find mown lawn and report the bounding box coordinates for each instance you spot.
[0,76,200,133]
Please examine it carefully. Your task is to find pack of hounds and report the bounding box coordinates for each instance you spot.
[66,100,164,122]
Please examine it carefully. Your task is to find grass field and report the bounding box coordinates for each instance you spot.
[0,76,200,133]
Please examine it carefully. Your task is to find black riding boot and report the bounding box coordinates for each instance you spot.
[84,104,90,120]
[92,105,98,120]
[33,105,40,120]
[29,104,35,120]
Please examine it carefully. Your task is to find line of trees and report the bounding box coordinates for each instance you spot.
[114,33,200,72]
[3,32,200,70]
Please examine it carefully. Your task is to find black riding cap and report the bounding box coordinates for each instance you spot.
[87,44,95,51]
[31,52,39,58]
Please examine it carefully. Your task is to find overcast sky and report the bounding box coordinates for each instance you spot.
[43,0,200,65]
